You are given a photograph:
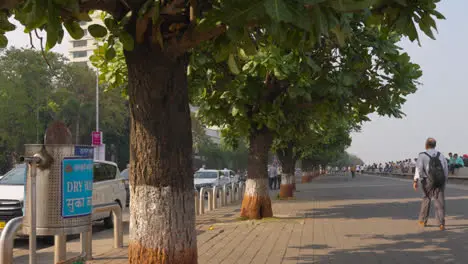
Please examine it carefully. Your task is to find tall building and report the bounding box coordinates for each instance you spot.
[67,13,103,66]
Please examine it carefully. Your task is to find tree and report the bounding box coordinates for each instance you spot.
[0,48,66,172]
[190,10,428,214]
[0,49,130,172]
[1,0,443,262]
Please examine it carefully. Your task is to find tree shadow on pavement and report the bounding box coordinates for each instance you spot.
[286,227,468,263]
[299,197,468,221]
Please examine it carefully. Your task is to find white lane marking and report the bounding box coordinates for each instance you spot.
[363,174,468,191]
[304,183,406,190]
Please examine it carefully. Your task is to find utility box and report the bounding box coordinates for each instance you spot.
[22,144,94,236]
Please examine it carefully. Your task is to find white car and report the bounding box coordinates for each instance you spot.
[194,169,231,191]
[0,160,127,231]
[220,169,240,184]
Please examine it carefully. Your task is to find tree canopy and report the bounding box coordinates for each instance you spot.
[0,48,130,173]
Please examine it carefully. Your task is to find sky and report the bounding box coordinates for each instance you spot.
[347,1,468,163]
[4,1,467,164]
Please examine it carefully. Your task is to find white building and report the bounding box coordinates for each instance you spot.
[67,13,103,66]
[190,105,221,144]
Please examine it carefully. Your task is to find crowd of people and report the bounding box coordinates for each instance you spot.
[363,159,417,174]
[363,152,468,175]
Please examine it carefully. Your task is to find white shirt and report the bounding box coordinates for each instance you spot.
[414,149,448,181]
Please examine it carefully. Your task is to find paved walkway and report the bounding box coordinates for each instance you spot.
[13,174,468,263]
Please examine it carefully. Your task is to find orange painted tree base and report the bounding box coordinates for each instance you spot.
[240,194,273,219]
[129,242,197,264]
[279,184,294,198]
[301,175,309,183]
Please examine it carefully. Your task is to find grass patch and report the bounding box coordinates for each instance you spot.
[236,216,250,221]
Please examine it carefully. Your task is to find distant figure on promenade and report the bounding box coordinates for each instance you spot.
[350,165,356,178]
[268,164,277,190]
[413,138,448,231]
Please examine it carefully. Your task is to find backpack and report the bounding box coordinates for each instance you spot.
[422,152,445,188]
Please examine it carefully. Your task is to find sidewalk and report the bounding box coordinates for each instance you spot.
[14,174,468,263]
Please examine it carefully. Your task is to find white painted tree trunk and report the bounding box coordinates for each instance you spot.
[130,185,197,262]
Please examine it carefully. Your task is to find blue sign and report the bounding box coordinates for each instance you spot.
[62,158,93,218]
[74,145,94,158]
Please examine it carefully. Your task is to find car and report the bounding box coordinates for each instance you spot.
[120,167,130,207]
[0,160,127,233]
[219,169,240,184]
[194,169,232,192]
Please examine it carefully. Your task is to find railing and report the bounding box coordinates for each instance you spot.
[196,181,245,215]
[0,202,123,264]
[0,216,23,264]
[83,202,124,260]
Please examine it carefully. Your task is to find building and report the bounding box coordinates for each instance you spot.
[189,105,221,144]
[67,13,103,66]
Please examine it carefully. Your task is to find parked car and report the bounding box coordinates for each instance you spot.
[194,169,232,191]
[220,169,240,184]
[120,167,130,207]
[0,160,127,233]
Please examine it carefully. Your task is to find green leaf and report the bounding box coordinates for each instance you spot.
[46,0,61,50]
[393,0,407,6]
[0,34,7,48]
[0,18,16,31]
[264,0,294,23]
[152,0,161,24]
[104,18,118,32]
[88,24,108,38]
[74,12,92,22]
[227,54,240,75]
[46,27,59,51]
[331,26,345,46]
[64,21,84,40]
[431,10,445,20]
[119,31,135,51]
[138,0,153,17]
[232,106,239,116]
[105,47,116,61]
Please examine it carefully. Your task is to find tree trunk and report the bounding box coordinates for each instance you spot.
[277,143,295,198]
[75,116,80,144]
[240,128,273,219]
[125,43,196,263]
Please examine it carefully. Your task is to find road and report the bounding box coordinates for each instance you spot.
[11,174,468,263]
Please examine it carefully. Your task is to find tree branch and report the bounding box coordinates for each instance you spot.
[0,0,22,10]
[171,24,226,55]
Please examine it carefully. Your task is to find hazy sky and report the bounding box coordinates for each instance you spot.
[5,1,466,164]
[348,1,468,163]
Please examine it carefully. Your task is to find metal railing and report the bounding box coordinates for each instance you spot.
[196,181,245,215]
[0,216,23,264]
[83,202,123,260]
[0,202,123,264]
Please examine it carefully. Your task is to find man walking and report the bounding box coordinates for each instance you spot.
[413,138,448,230]
[268,164,277,190]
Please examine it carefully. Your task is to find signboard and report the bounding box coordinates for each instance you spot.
[74,145,94,158]
[92,131,102,146]
[61,158,93,218]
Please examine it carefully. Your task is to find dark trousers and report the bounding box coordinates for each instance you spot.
[449,164,462,174]
[277,175,281,186]
[269,177,277,190]
[419,179,445,226]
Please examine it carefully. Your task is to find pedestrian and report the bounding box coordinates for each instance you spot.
[413,138,448,230]
[268,164,277,190]
[350,165,356,178]
[276,166,282,188]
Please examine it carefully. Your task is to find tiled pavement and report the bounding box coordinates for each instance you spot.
[13,174,468,263]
